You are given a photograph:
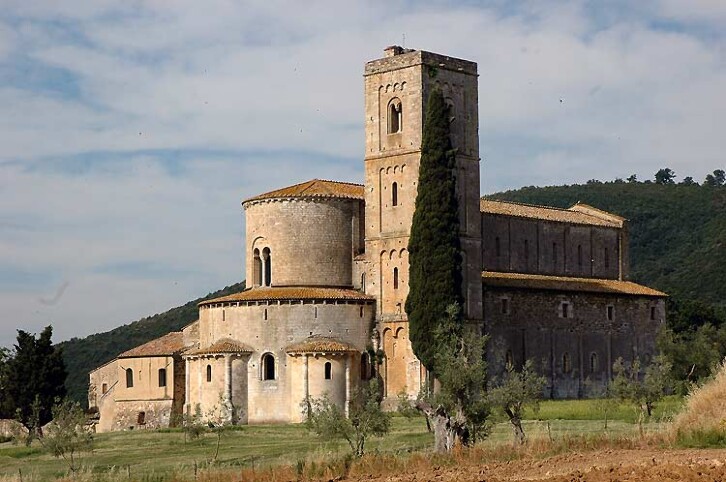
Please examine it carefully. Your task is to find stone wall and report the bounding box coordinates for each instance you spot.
[484,287,665,398]
[244,197,363,288]
[482,215,622,279]
[112,399,174,431]
[89,359,119,433]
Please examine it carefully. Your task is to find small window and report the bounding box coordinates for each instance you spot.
[607,305,614,321]
[563,352,572,374]
[604,248,610,268]
[501,298,510,315]
[206,364,212,383]
[264,308,268,320]
[125,368,134,388]
[388,98,402,134]
[650,306,657,320]
[359,306,364,317]
[505,350,513,368]
[102,383,108,394]
[222,309,225,322]
[561,301,572,318]
[314,306,318,318]
[158,368,167,387]
[393,267,399,289]
[590,353,599,373]
[495,237,501,258]
[262,353,275,380]
[392,182,398,206]
[137,411,146,425]
[324,362,332,380]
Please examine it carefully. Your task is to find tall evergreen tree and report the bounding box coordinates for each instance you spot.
[3,326,67,428]
[405,88,463,374]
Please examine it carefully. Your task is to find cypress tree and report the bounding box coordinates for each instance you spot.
[405,88,463,374]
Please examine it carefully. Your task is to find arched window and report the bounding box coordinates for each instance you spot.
[590,353,599,373]
[324,362,332,380]
[393,267,399,289]
[505,350,513,368]
[158,368,167,387]
[361,353,370,380]
[392,182,398,206]
[262,247,271,286]
[562,353,572,374]
[125,368,134,388]
[262,353,275,380]
[253,248,262,286]
[388,98,402,134]
[206,364,212,382]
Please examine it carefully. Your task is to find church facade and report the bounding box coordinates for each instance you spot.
[89,47,666,432]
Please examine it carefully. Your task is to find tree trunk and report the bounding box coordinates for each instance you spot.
[505,408,526,445]
[415,401,469,452]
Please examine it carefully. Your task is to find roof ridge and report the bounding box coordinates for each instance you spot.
[482,198,574,213]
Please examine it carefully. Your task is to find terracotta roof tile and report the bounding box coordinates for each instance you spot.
[480,199,624,228]
[185,338,253,356]
[200,287,373,305]
[118,332,187,358]
[286,336,358,354]
[243,179,364,205]
[482,271,667,297]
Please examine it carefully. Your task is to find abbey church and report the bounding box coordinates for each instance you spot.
[89,47,666,432]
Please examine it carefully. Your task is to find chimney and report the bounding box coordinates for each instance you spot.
[383,45,404,57]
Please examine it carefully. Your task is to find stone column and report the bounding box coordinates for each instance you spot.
[197,359,203,407]
[344,355,351,418]
[184,358,190,415]
[224,355,233,423]
[303,354,310,400]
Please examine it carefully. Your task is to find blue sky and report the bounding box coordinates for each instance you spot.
[1,0,724,348]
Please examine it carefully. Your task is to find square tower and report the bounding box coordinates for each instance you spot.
[363,47,483,399]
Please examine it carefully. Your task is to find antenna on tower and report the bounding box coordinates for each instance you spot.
[402,33,406,48]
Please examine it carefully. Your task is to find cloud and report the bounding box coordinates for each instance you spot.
[0,1,724,347]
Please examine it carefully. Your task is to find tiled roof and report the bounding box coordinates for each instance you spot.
[482,271,667,297]
[243,179,364,204]
[118,332,187,358]
[286,336,358,354]
[185,338,253,356]
[200,287,373,305]
[480,200,624,228]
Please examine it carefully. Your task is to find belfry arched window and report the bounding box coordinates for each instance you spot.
[253,248,262,286]
[262,247,271,287]
[388,98,402,134]
[392,182,398,206]
[262,353,275,380]
[125,368,134,388]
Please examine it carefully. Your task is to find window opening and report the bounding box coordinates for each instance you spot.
[222,309,225,322]
[253,248,262,286]
[393,267,399,289]
[505,350,513,368]
[501,298,509,315]
[262,353,276,380]
[206,364,212,382]
[650,306,656,320]
[137,412,146,425]
[126,368,134,388]
[158,368,167,387]
[264,308,268,320]
[102,383,108,394]
[361,273,366,291]
[314,306,318,318]
[562,352,572,373]
[607,305,614,321]
[262,247,271,286]
[361,353,370,380]
[388,99,402,133]
[359,306,364,317]
[561,302,571,318]
[590,353,598,373]
[392,182,398,206]
[324,362,332,380]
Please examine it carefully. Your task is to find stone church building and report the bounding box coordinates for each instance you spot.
[89,47,666,432]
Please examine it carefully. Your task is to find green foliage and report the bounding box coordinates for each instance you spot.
[60,281,245,405]
[1,326,67,429]
[654,167,676,185]
[40,399,93,474]
[676,428,726,448]
[658,323,726,393]
[704,169,725,187]
[406,88,462,374]
[488,181,726,308]
[488,359,546,444]
[609,355,672,425]
[304,379,391,457]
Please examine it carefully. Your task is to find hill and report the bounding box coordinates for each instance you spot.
[487,182,726,307]
[60,281,245,404]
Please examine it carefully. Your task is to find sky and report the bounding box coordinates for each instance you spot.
[1,0,724,348]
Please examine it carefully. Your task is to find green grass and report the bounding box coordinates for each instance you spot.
[0,398,682,481]
[522,396,684,423]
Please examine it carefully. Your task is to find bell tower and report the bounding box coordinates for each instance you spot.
[363,47,483,400]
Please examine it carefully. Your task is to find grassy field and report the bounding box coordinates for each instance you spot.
[0,398,684,481]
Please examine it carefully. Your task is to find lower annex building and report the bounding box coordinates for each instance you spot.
[89,46,666,432]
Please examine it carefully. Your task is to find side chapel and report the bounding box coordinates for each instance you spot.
[89,47,666,432]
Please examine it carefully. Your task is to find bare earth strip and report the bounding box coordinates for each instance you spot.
[352,449,726,482]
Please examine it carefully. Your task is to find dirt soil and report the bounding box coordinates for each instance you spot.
[352,448,726,481]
